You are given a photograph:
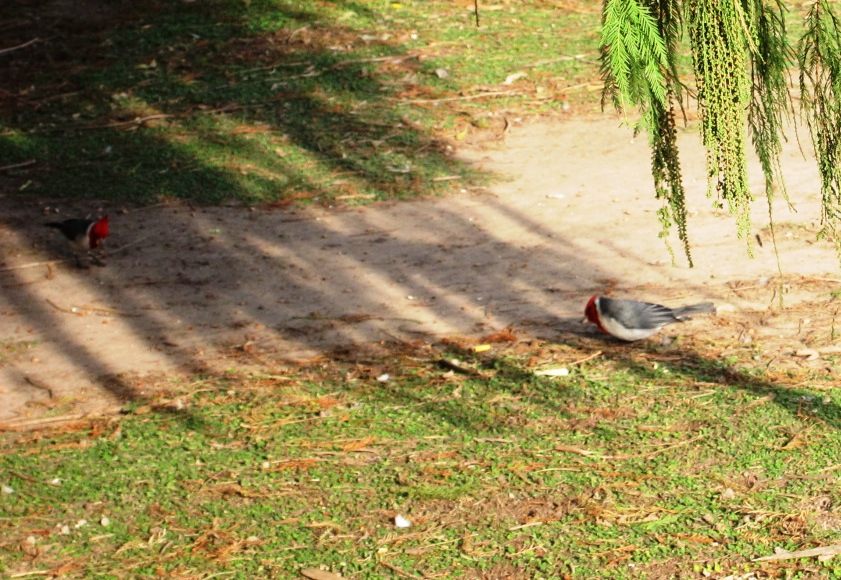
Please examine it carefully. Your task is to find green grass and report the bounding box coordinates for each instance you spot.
[0,0,601,206]
[3,341,841,579]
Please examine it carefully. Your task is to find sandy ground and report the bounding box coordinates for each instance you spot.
[1,116,839,425]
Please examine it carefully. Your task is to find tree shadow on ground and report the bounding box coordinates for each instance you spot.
[0,0,470,203]
[323,335,841,436]
[0,191,641,422]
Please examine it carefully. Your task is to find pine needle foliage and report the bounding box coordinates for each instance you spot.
[799,0,841,257]
[748,0,793,274]
[748,0,792,206]
[601,0,692,265]
[600,0,841,266]
[687,0,753,251]
[600,0,670,111]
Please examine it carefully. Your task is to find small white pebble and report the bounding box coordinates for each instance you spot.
[395,514,412,528]
[100,516,111,527]
[376,373,390,382]
[1,485,14,494]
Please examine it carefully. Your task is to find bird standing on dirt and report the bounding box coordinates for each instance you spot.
[584,295,715,341]
[44,214,109,267]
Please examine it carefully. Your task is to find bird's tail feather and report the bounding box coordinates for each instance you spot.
[673,303,716,319]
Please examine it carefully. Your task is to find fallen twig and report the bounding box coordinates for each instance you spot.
[102,233,155,256]
[555,444,605,459]
[509,521,543,530]
[24,376,54,399]
[45,298,136,317]
[8,470,46,485]
[330,54,418,68]
[31,91,81,105]
[78,114,171,130]
[0,37,40,56]
[0,413,97,432]
[45,298,79,314]
[236,62,309,76]
[562,81,603,91]
[0,159,36,172]
[394,90,520,104]
[754,543,841,562]
[639,434,705,459]
[570,350,602,365]
[301,569,344,580]
[0,259,67,272]
[377,558,422,580]
[521,55,587,68]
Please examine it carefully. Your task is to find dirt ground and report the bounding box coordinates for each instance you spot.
[1,115,840,426]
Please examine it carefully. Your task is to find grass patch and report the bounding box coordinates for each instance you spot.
[0,0,601,206]
[3,339,841,578]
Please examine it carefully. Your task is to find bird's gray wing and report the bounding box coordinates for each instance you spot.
[601,298,679,330]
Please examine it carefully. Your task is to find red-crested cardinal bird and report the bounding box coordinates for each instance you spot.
[44,214,109,267]
[584,295,715,341]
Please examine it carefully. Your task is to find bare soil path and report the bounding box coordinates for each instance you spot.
[1,116,838,425]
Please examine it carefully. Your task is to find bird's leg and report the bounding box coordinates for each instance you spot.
[89,252,106,267]
[74,254,90,269]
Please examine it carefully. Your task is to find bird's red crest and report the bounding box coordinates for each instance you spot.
[89,215,109,247]
[584,295,599,323]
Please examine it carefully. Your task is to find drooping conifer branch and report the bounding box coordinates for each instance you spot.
[600,0,841,266]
